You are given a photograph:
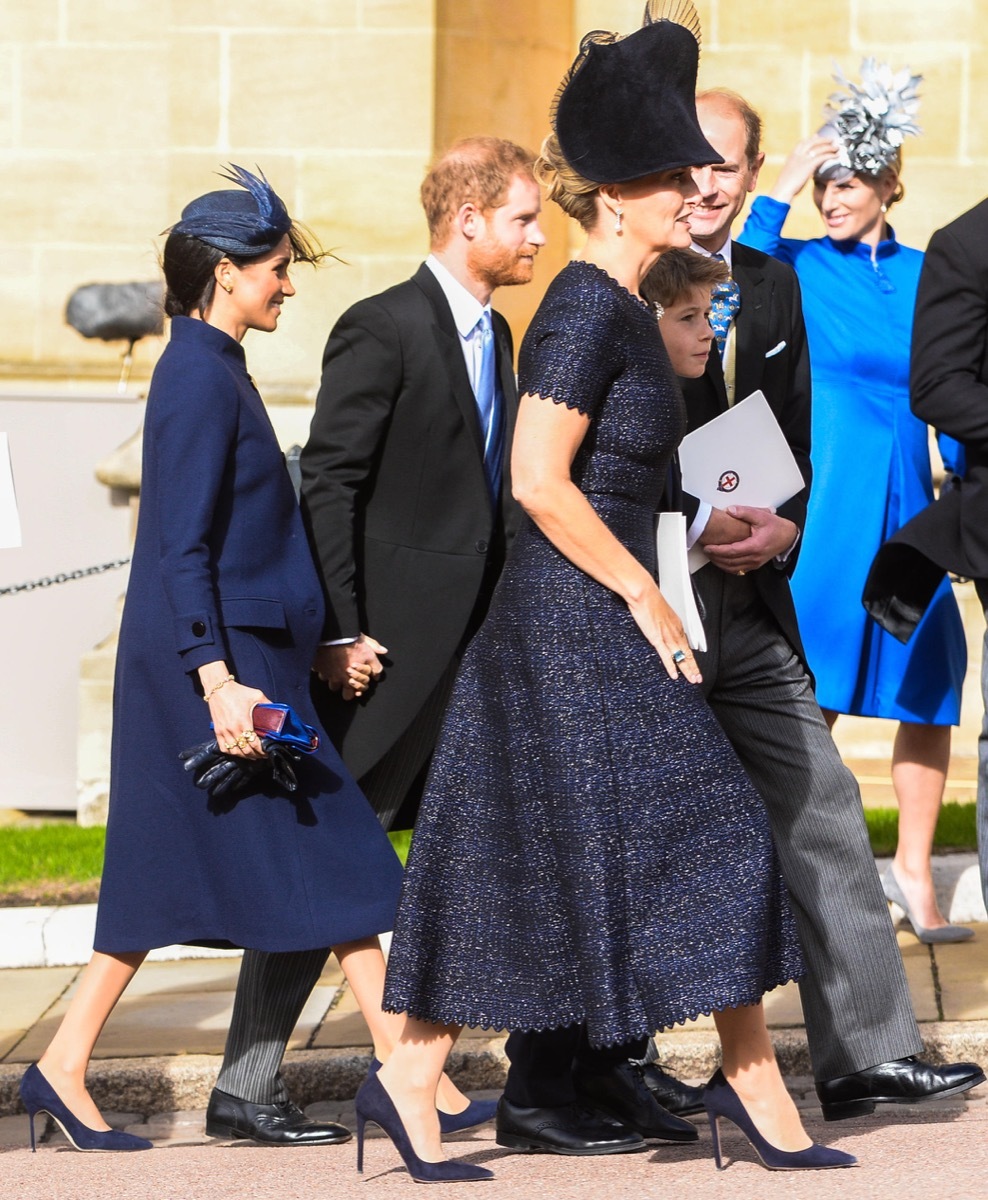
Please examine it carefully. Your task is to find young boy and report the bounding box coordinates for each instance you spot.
[642,248,727,378]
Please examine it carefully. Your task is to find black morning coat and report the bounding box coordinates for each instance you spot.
[300,263,521,801]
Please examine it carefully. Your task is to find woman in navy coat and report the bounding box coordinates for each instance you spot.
[18,168,405,1152]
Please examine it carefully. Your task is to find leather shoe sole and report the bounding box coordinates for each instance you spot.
[205,1088,352,1146]
[817,1058,986,1122]
[495,1100,645,1156]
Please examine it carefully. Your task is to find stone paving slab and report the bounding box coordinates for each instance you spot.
[0,965,77,1060]
[2,1103,987,1200]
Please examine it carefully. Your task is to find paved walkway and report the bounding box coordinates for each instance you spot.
[2,735,987,1193]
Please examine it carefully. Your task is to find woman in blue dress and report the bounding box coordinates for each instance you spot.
[18,167,408,1153]
[739,61,969,943]
[355,10,855,1185]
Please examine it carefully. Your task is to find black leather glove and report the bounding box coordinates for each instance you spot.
[179,738,302,797]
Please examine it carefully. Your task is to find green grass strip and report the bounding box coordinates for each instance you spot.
[388,828,413,866]
[864,800,976,858]
[0,824,106,888]
[0,805,975,891]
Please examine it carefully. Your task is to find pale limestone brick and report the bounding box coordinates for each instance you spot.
[0,0,60,41]
[20,45,168,152]
[64,0,164,41]
[855,0,981,44]
[0,154,166,249]
[172,0,360,30]
[227,31,433,152]
[361,0,434,27]
[718,1,851,53]
[298,152,429,260]
[167,33,223,150]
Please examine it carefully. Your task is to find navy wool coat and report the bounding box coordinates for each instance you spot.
[94,317,402,953]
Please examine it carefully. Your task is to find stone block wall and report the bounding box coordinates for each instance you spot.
[0,0,436,395]
[2,1,985,389]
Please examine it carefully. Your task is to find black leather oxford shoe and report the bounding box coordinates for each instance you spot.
[816,1056,986,1121]
[573,1061,698,1142]
[639,1061,706,1117]
[205,1087,352,1145]
[495,1097,646,1155]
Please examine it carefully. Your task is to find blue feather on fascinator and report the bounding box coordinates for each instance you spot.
[170,163,292,256]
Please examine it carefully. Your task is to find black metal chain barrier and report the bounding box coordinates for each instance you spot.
[0,557,131,596]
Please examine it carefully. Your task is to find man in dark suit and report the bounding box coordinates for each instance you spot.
[301,137,542,833]
[672,89,982,1116]
[203,140,545,1147]
[865,197,988,907]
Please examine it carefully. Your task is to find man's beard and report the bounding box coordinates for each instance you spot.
[469,239,536,289]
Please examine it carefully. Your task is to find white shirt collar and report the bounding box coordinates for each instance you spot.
[691,238,733,270]
[425,254,489,338]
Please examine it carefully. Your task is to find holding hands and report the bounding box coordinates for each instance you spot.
[313,633,388,701]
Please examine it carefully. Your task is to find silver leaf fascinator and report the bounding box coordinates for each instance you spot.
[816,58,922,182]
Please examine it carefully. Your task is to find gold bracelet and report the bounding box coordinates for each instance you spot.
[203,674,235,702]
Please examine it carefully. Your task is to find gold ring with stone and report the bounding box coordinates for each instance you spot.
[737,569,746,576]
[242,729,256,744]
[225,741,238,752]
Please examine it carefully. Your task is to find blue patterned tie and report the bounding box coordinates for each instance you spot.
[475,311,504,501]
[709,254,741,359]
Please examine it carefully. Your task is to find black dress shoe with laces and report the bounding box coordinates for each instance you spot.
[495,1097,646,1155]
[638,1061,706,1117]
[573,1061,698,1142]
[816,1056,986,1121]
[205,1087,352,1145]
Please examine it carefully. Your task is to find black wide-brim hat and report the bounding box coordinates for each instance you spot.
[554,19,722,184]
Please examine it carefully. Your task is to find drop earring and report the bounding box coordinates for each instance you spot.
[614,206,624,234]
[880,202,888,214]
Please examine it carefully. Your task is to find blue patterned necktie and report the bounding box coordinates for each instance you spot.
[709,253,741,359]
[474,310,504,501]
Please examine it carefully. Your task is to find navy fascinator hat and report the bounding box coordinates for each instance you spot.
[170,164,292,257]
[552,0,722,184]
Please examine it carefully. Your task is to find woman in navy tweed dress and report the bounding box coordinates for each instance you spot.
[360,9,856,1183]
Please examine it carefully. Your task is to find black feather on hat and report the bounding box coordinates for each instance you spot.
[552,0,722,184]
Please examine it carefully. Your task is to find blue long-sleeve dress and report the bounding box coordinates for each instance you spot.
[739,196,965,723]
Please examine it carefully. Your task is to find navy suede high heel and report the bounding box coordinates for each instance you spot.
[703,1069,856,1172]
[368,1057,499,1135]
[19,1064,153,1153]
[354,1073,493,1183]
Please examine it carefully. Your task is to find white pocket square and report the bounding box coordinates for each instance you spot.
[765,340,786,358]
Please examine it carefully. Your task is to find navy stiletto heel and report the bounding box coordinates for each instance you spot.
[703,1069,856,1172]
[368,1057,499,1136]
[354,1073,493,1183]
[19,1064,153,1153]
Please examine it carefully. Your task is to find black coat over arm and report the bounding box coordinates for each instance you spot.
[864,198,988,637]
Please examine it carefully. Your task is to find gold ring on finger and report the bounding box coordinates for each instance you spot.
[242,729,256,744]
[225,741,238,752]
